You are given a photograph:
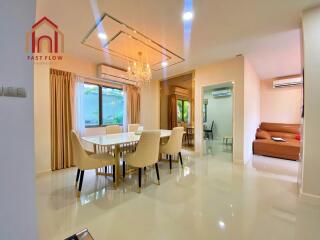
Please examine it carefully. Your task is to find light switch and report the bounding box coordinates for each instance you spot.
[2,86,27,98]
[17,88,26,97]
[4,87,17,97]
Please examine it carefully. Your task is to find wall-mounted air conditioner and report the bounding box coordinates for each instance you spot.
[212,88,232,98]
[273,76,303,88]
[97,64,131,84]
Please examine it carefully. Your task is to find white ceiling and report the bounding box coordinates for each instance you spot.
[36,0,320,80]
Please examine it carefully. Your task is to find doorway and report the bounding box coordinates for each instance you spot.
[202,82,234,159]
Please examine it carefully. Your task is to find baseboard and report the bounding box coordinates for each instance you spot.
[36,169,52,177]
[299,190,320,205]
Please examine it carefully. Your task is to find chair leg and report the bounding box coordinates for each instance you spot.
[178,152,183,166]
[122,161,126,179]
[75,169,80,186]
[77,170,84,197]
[155,163,160,185]
[169,155,172,173]
[138,168,142,193]
[113,165,116,183]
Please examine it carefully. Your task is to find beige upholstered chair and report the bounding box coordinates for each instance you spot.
[127,123,140,132]
[160,127,184,172]
[71,131,117,197]
[125,131,161,193]
[106,125,122,134]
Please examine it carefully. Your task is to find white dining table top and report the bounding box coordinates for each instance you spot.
[81,129,171,146]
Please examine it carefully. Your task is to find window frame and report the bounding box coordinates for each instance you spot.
[177,99,190,124]
[84,82,124,128]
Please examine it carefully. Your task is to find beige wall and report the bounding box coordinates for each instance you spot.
[140,80,160,130]
[34,64,51,173]
[244,59,261,163]
[260,79,302,124]
[301,6,320,200]
[194,57,245,164]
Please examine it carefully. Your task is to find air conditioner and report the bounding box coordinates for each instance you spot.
[97,64,131,84]
[273,77,303,88]
[212,88,232,98]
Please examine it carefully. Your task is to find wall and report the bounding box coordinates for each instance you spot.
[301,6,320,200]
[140,79,160,130]
[244,59,261,163]
[194,57,245,164]
[260,79,302,124]
[0,0,37,238]
[203,90,233,138]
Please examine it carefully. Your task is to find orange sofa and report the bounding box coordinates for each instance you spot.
[253,122,301,161]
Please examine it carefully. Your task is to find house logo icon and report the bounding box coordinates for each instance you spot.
[26,16,64,54]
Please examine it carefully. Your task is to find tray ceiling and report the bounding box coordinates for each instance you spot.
[82,13,184,71]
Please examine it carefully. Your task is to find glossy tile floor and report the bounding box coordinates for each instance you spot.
[36,140,320,240]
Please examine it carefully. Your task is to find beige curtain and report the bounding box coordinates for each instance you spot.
[168,94,177,129]
[126,85,140,124]
[50,69,75,170]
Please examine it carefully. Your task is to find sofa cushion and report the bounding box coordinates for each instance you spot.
[256,129,271,139]
[253,139,300,160]
[268,131,297,139]
[260,122,300,134]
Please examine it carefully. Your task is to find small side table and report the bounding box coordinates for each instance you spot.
[223,136,233,145]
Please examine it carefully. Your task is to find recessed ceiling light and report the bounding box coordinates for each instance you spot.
[98,33,107,40]
[182,11,193,21]
[161,61,168,67]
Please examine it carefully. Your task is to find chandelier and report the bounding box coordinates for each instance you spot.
[127,52,152,84]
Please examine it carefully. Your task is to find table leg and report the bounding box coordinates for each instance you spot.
[114,144,121,187]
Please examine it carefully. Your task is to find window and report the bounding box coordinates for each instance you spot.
[177,99,190,123]
[84,83,124,127]
[84,84,100,127]
[102,87,124,125]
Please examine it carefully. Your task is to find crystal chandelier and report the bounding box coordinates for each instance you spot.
[127,52,152,84]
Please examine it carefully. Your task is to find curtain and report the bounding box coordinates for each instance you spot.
[168,94,177,129]
[73,76,85,136]
[124,85,141,129]
[50,69,74,170]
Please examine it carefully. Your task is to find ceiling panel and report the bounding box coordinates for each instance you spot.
[82,12,184,71]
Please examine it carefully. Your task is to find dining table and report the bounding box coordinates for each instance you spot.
[81,129,172,186]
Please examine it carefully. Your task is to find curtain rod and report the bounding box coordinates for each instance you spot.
[76,74,138,86]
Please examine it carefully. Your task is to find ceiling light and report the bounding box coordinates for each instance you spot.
[218,221,226,230]
[98,33,107,40]
[182,11,193,21]
[161,61,168,67]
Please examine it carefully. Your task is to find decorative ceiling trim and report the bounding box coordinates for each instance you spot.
[81,12,185,71]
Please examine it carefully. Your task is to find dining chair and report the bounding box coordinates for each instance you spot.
[71,131,117,197]
[106,125,122,134]
[204,120,215,139]
[159,127,184,173]
[125,131,161,193]
[127,123,140,132]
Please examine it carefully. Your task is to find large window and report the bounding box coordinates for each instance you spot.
[84,83,124,127]
[177,99,190,123]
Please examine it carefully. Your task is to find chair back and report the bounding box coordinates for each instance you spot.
[210,121,215,131]
[128,124,140,132]
[106,125,122,134]
[132,131,161,167]
[166,127,184,154]
[71,130,88,168]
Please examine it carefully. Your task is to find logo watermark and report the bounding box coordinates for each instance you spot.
[26,16,64,63]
